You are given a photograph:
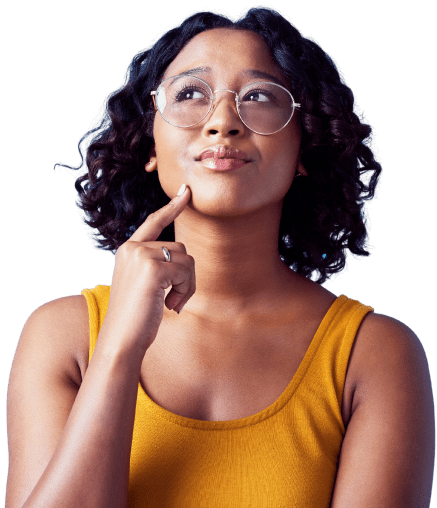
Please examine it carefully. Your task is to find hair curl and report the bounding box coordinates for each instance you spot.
[61,7,381,284]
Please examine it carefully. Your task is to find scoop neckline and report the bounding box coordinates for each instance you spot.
[136,294,349,430]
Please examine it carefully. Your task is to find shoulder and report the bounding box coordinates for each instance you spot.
[17,295,90,386]
[30,294,89,321]
[349,312,431,395]
[341,309,433,427]
[25,294,89,344]
[345,310,434,446]
[331,311,435,506]
[6,296,90,507]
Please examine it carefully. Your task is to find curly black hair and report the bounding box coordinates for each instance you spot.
[62,7,381,284]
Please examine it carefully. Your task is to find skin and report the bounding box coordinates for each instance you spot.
[147,28,311,320]
[143,29,434,505]
[6,28,434,508]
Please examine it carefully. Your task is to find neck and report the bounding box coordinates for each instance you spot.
[172,200,299,319]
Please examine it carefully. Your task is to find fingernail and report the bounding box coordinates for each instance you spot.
[177,303,185,314]
[177,184,186,196]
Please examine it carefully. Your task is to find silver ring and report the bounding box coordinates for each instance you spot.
[161,246,171,262]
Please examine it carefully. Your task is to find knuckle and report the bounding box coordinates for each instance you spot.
[127,241,143,257]
[178,266,191,286]
[126,240,139,251]
[147,211,160,225]
[116,242,127,255]
[184,264,193,278]
[142,257,160,274]
[173,242,187,253]
[116,241,133,258]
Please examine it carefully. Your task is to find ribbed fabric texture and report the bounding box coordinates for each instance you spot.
[82,285,373,508]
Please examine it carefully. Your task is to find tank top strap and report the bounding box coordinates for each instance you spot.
[81,285,111,363]
[300,295,374,412]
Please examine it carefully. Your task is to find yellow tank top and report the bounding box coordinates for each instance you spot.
[82,285,373,508]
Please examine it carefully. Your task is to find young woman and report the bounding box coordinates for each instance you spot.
[6,8,434,508]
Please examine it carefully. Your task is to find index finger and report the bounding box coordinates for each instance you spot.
[129,184,191,243]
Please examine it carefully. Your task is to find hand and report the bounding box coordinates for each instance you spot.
[100,184,195,355]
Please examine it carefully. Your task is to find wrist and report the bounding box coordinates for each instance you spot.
[92,326,147,371]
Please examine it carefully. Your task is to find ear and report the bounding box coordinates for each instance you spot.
[145,147,157,173]
[297,160,308,176]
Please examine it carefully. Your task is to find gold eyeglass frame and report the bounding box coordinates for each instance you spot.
[150,74,300,136]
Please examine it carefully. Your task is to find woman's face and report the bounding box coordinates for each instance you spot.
[150,28,302,217]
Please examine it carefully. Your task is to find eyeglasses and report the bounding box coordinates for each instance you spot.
[150,74,300,136]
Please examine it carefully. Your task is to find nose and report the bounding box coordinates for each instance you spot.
[202,90,245,137]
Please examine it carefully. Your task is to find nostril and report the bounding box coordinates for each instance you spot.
[208,128,240,136]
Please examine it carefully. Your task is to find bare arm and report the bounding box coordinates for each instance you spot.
[6,184,195,508]
[331,313,435,507]
[6,296,144,508]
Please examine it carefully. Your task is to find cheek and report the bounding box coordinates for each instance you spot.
[153,117,191,165]
[261,125,300,185]
[153,118,172,163]
[153,121,179,173]
[153,119,191,197]
[273,147,300,199]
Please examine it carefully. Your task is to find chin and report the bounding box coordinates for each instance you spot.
[188,192,271,220]
[191,199,246,218]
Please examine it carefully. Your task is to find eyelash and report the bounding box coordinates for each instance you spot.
[173,83,209,102]
[171,83,278,104]
[241,88,275,102]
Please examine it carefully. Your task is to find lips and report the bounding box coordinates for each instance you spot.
[196,145,251,171]
[198,145,250,162]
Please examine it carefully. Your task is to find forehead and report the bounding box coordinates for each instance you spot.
[162,28,286,86]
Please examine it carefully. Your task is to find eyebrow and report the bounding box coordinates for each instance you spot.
[171,67,212,80]
[169,67,285,87]
[167,67,211,85]
[242,69,285,86]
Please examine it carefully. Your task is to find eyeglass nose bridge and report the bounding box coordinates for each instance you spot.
[211,88,239,111]
[208,88,241,120]
[212,88,239,99]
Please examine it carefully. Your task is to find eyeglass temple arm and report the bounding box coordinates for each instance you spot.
[150,91,157,111]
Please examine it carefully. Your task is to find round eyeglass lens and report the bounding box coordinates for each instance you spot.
[237,82,294,135]
[155,75,213,128]
[155,76,295,134]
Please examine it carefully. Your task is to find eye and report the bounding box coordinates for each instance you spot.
[241,89,273,103]
[174,85,208,102]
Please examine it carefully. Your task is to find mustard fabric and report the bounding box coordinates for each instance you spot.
[82,285,373,508]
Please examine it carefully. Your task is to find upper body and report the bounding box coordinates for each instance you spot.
[8,280,435,507]
[6,8,435,508]
[79,285,393,507]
